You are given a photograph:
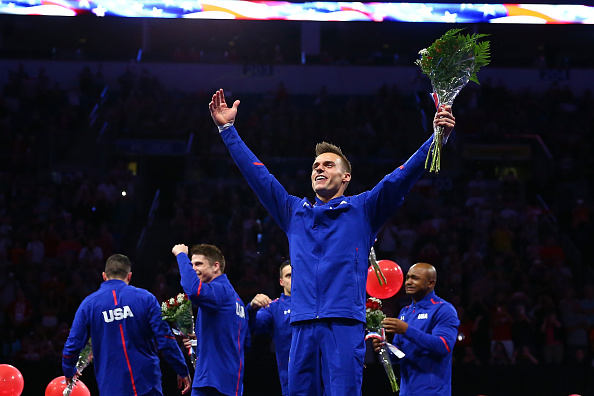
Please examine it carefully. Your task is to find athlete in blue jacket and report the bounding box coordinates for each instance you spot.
[172,243,249,396]
[247,260,293,396]
[375,262,460,396]
[209,89,455,396]
[62,254,191,396]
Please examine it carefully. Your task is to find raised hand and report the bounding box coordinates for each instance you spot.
[434,105,455,139]
[209,88,240,127]
[172,244,189,257]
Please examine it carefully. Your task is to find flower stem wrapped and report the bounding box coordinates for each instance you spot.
[369,247,387,286]
[377,328,399,393]
[63,339,93,396]
[365,298,399,392]
[415,28,490,173]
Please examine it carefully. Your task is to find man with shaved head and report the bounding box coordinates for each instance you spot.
[63,254,192,396]
[374,262,460,396]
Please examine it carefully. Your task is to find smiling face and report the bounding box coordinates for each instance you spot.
[404,263,436,302]
[311,152,351,203]
[191,254,220,284]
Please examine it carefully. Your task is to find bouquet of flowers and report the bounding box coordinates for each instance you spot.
[415,28,490,173]
[63,339,93,396]
[161,293,196,368]
[366,297,386,329]
[365,297,399,392]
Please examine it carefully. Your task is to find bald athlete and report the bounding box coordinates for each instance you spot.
[374,263,460,396]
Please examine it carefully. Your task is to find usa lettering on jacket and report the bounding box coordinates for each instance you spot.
[102,306,134,322]
[236,302,245,318]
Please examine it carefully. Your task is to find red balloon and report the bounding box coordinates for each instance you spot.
[366,260,403,299]
[45,376,90,396]
[0,364,24,396]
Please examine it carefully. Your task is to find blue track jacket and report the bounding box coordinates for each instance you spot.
[247,293,292,395]
[62,279,189,396]
[221,126,432,324]
[393,291,460,396]
[176,253,249,396]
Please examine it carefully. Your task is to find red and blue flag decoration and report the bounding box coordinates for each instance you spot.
[0,1,592,24]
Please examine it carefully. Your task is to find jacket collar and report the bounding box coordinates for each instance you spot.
[314,195,347,206]
[100,279,127,289]
[412,290,438,308]
[209,274,228,283]
[280,293,291,301]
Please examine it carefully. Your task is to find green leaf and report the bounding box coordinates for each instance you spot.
[415,28,491,85]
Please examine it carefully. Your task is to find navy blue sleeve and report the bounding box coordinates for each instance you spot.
[247,303,274,336]
[177,253,232,311]
[244,319,252,351]
[146,292,190,377]
[62,302,90,378]
[402,304,460,357]
[391,307,407,350]
[220,126,300,232]
[364,136,433,234]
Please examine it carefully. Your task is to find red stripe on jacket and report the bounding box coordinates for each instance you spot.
[235,322,243,396]
[119,323,138,396]
[439,336,451,353]
[113,288,137,395]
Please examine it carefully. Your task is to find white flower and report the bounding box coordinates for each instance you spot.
[161,302,167,310]
[169,298,175,305]
[419,48,428,56]
[369,297,383,307]
[176,294,185,304]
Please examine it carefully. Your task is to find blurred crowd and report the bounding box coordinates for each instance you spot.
[0,63,138,367]
[0,61,593,391]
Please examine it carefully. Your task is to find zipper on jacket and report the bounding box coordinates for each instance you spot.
[354,247,360,302]
[314,217,320,319]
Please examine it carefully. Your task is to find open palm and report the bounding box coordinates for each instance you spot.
[209,89,240,126]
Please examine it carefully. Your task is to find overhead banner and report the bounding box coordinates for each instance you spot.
[0,1,592,24]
